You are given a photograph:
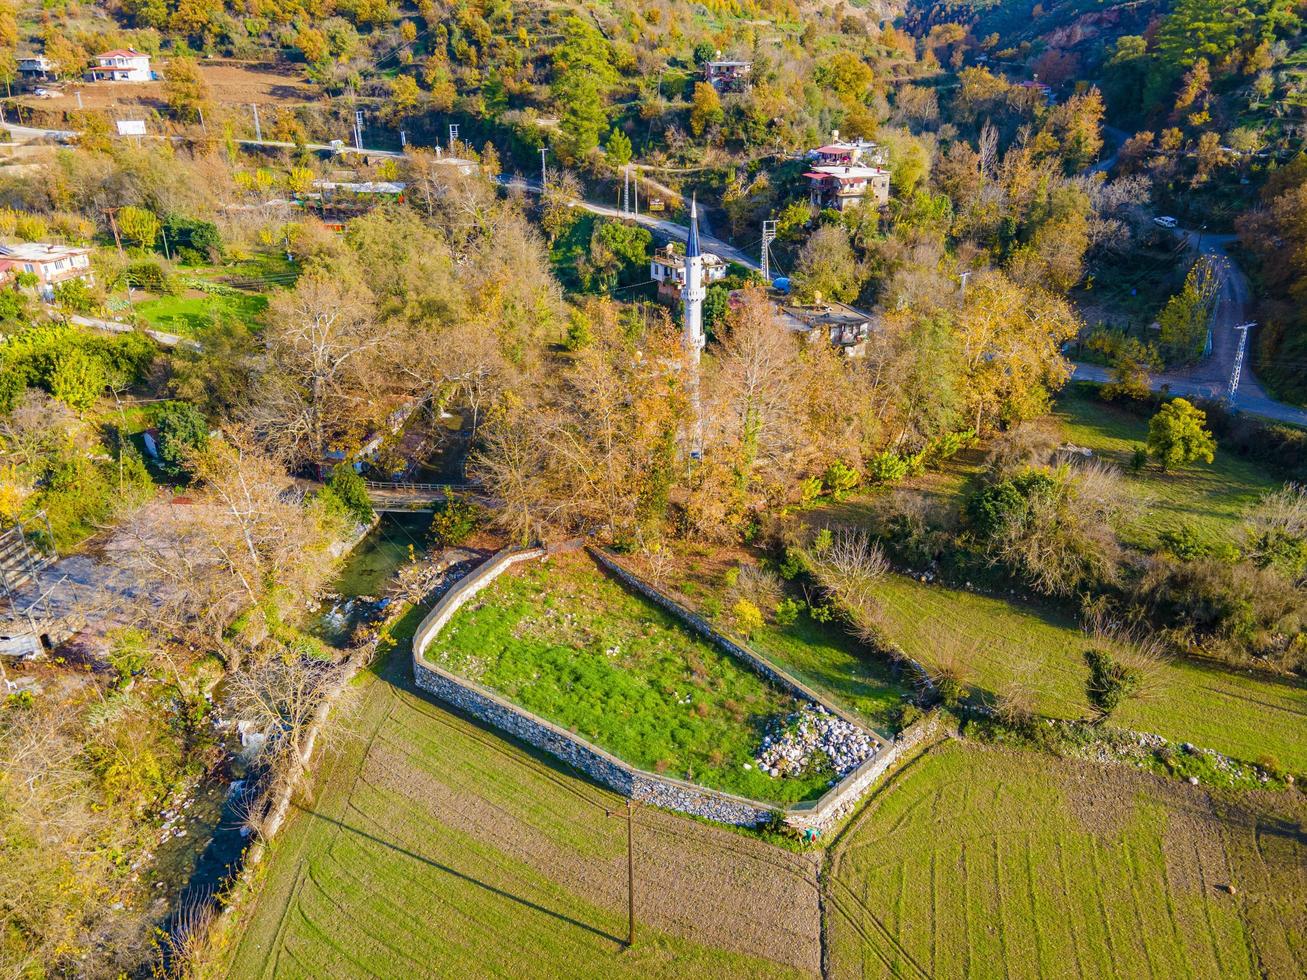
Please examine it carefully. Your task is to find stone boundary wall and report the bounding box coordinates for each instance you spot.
[412,547,777,827]
[412,545,928,831]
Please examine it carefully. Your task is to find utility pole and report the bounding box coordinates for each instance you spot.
[197,106,206,134]
[448,123,458,152]
[251,103,262,142]
[761,219,777,284]
[624,800,636,947]
[632,174,638,215]
[623,165,630,214]
[540,146,548,193]
[354,110,364,151]
[75,90,82,110]
[160,225,171,262]
[1228,322,1255,402]
[959,270,972,300]
[105,207,123,256]
[400,129,406,148]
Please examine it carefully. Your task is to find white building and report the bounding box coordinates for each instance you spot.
[88,49,153,82]
[0,243,95,299]
[651,242,726,301]
[17,55,57,81]
[805,165,892,211]
[808,133,887,168]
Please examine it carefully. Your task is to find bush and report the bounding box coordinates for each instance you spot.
[124,259,177,295]
[428,498,482,546]
[773,596,803,627]
[1158,525,1210,561]
[865,450,911,484]
[822,460,861,499]
[1084,647,1142,717]
[328,465,375,526]
[731,598,764,637]
[891,700,923,731]
[1147,398,1216,471]
[153,401,209,477]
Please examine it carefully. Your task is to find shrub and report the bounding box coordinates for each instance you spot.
[124,259,176,295]
[773,596,803,626]
[428,497,482,546]
[865,450,910,484]
[822,460,861,499]
[1084,647,1142,717]
[892,700,923,731]
[153,401,209,477]
[1158,525,1210,561]
[328,465,375,526]
[797,475,823,510]
[1147,398,1216,471]
[731,598,764,637]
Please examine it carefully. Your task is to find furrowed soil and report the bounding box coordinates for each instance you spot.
[827,740,1307,979]
[224,619,820,979]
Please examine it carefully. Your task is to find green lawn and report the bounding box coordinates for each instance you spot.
[827,740,1307,979]
[134,289,268,336]
[225,616,819,979]
[430,553,833,804]
[871,573,1307,770]
[1055,385,1282,551]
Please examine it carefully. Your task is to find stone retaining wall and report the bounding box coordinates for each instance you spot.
[412,548,776,827]
[412,546,925,831]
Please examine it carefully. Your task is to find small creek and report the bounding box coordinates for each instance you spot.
[156,513,433,948]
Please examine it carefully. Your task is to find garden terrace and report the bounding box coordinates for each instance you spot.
[427,551,846,805]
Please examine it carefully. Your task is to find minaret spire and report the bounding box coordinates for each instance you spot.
[682,196,706,457]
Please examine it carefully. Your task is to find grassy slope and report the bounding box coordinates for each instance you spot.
[226,610,819,978]
[431,553,829,804]
[134,290,268,336]
[871,573,1307,770]
[1055,385,1281,551]
[827,740,1307,979]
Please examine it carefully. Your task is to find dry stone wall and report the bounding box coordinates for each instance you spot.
[412,546,929,831]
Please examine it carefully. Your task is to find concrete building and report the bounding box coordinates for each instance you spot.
[704,60,751,93]
[0,243,95,299]
[809,133,887,168]
[805,164,891,211]
[88,49,152,82]
[17,55,57,81]
[651,242,726,301]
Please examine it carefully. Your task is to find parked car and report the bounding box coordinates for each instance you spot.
[1153,216,1178,229]
[33,87,59,98]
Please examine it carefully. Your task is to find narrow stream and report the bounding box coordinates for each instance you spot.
[157,513,434,947]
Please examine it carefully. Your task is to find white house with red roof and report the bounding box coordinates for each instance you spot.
[805,165,891,211]
[808,132,887,168]
[88,49,152,82]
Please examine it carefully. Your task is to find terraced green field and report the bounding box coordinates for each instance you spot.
[225,616,820,978]
[827,741,1307,979]
[872,573,1307,770]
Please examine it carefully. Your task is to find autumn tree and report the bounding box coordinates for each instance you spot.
[1147,398,1216,471]
[690,81,724,137]
[1157,259,1217,364]
[164,56,211,123]
[792,224,865,303]
[117,205,160,251]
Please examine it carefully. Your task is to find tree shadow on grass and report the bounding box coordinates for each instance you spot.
[295,804,625,946]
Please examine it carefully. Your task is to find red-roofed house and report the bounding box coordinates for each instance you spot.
[88,49,152,82]
[809,134,887,168]
[805,165,891,211]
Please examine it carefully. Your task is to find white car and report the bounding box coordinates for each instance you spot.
[33,88,59,98]
[1153,216,1178,229]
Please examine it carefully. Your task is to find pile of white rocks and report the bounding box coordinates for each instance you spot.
[756,706,876,781]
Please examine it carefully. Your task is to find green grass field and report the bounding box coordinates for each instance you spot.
[225,614,820,979]
[431,553,831,804]
[1055,385,1282,551]
[827,740,1307,979]
[872,573,1307,770]
[134,289,268,336]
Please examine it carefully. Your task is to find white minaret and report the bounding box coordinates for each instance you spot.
[683,198,706,457]
[682,197,706,364]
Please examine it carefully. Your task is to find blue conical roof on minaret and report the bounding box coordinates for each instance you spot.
[686,195,701,258]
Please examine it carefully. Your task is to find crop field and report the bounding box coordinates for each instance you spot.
[826,741,1307,979]
[225,624,820,979]
[1055,385,1282,551]
[430,553,832,803]
[871,573,1307,770]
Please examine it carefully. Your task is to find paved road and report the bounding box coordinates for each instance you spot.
[1071,228,1307,426]
[496,175,762,271]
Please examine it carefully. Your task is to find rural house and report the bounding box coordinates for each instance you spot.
[704,60,751,93]
[805,165,891,211]
[88,49,152,82]
[17,55,57,81]
[0,243,95,299]
[808,133,887,168]
[651,242,727,301]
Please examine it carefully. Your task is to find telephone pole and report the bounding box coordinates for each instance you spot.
[623,165,630,214]
[1228,322,1255,402]
[761,219,777,285]
[104,207,123,256]
[959,270,972,300]
[448,123,458,152]
[540,146,548,193]
[354,110,364,150]
[250,103,262,141]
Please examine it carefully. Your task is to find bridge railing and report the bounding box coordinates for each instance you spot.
[363,480,480,494]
